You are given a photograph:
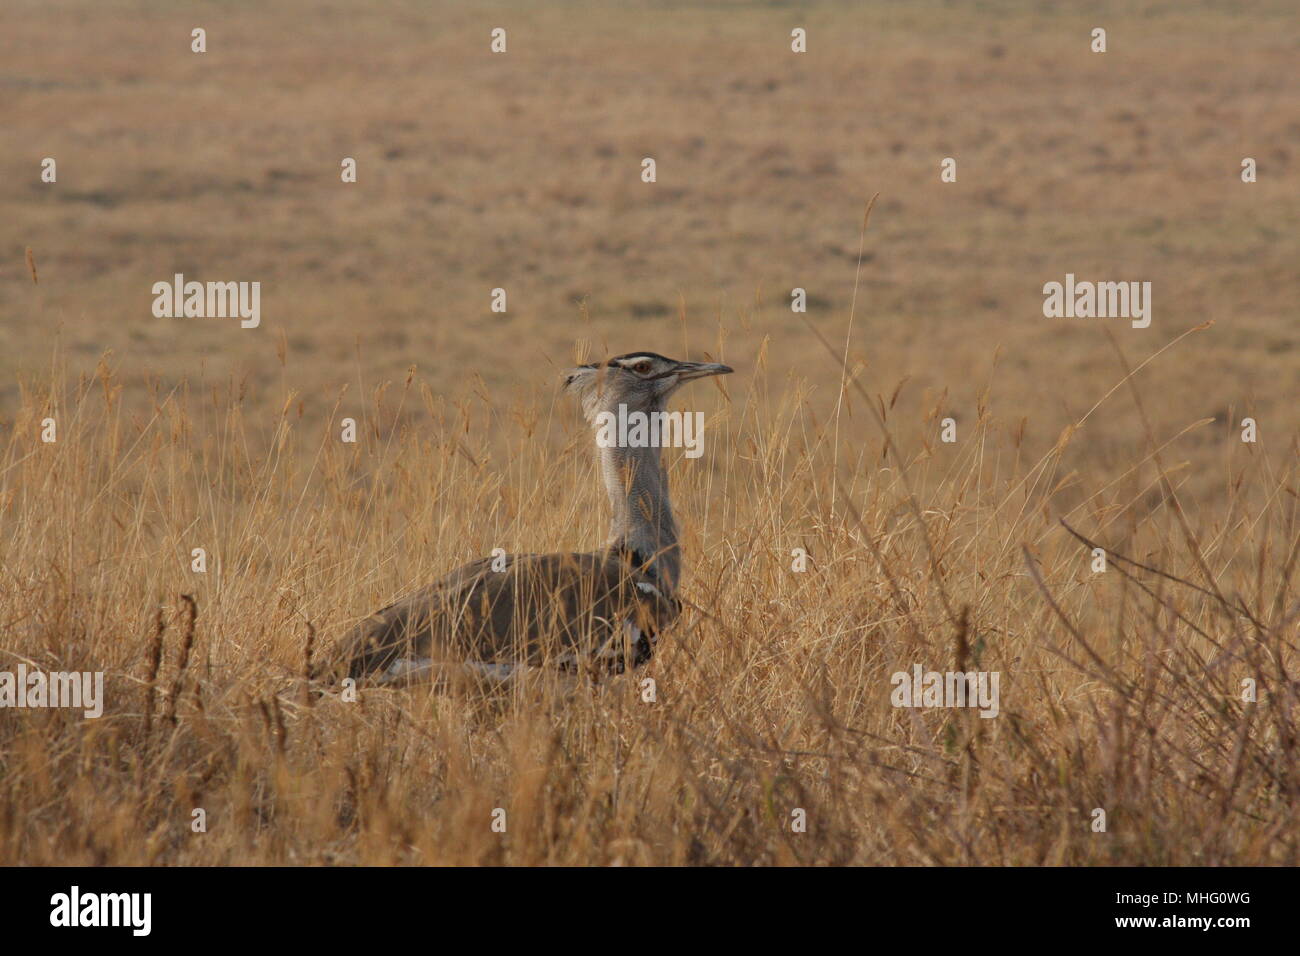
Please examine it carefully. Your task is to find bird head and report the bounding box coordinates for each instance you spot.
[563,351,733,422]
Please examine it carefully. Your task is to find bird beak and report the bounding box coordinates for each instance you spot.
[674,361,734,381]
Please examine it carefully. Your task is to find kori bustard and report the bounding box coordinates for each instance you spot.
[323,351,732,686]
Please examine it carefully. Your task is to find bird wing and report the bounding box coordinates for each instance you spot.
[330,551,679,682]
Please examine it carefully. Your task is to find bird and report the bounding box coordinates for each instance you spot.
[321,351,733,688]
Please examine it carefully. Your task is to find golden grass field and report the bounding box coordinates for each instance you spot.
[1,0,1299,865]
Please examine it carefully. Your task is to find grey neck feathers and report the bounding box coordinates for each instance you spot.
[598,439,680,593]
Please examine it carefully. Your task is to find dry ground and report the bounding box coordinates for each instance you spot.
[0,0,1298,864]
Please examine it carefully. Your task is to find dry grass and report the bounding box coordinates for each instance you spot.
[1,323,1297,865]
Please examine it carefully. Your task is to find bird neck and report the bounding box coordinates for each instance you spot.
[598,439,680,593]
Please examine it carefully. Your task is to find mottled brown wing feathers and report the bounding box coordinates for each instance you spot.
[329,551,678,682]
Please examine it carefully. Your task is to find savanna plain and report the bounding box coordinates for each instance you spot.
[1,0,1298,864]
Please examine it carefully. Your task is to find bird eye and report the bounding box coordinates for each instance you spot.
[634,361,652,374]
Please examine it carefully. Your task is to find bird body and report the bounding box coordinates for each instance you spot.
[324,351,731,686]
[337,549,679,684]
